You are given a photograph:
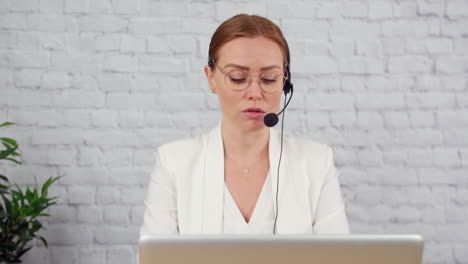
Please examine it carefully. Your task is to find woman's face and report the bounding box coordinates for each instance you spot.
[205,36,285,132]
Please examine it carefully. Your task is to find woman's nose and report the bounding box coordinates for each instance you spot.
[246,76,263,99]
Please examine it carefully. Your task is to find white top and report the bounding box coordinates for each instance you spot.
[223,171,274,234]
[140,124,349,236]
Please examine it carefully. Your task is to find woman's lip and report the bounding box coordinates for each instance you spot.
[243,111,264,119]
[242,108,265,113]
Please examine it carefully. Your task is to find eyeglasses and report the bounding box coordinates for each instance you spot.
[213,62,287,94]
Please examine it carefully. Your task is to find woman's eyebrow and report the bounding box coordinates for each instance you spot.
[223,63,282,71]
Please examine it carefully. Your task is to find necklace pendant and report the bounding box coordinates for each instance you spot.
[244,169,249,174]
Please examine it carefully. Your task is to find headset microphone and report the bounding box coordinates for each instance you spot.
[263,87,294,127]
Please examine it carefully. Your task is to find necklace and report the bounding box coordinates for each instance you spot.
[226,152,267,174]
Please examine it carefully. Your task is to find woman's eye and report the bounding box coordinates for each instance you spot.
[262,78,277,84]
[230,77,246,83]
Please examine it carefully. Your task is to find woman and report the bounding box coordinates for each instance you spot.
[140,14,349,235]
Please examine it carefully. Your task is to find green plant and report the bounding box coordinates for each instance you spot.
[0,122,60,263]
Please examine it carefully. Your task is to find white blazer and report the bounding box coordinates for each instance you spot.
[140,124,349,235]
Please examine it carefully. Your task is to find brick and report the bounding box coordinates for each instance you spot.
[0,14,28,29]
[454,245,468,264]
[64,0,89,13]
[392,1,417,17]
[70,74,98,90]
[418,168,464,185]
[442,20,468,36]
[139,56,186,73]
[84,130,140,147]
[40,32,67,51]
[425,38,453,54]
[50,247,78,264]
[28,14,77,32]
[99,73,134,91]
[382,38,405,55]
[106,92,155,108]
[130,18,181,35]
[96,34,120,51]
[446,0,468,19]
[145,111,173,128]
[147,36,169,53]
[338,57,384,74]
[121,186,145,205]
[417,0,445,16]
[48,206,76,223]
[406,93,455,109]
[282,19,328,39]
[131,205,145,225]
[96,186,121,204]
[142,2,189,17]
[331,20,380,39]
[76,206,103,224]
[304,94,354,110]
[8,0,37,11]
[342,1,368,18]
[95,226,139,244]
[118,111,145,128]
[437,110,468,127]
[78,147,104,166]
[295,56,338,74]
[113,0,140,14]
[393,129,443,146]
[133,73,162,91]
[330,111,356,127]
[59,168,109,185]
[454,39,468,54]
[107,247,134,264]
[357,148,383,167]
[316,2,341,19]
[383,111,410,128]
[61,109,92,128]
[14,69,42,88]
[382,149,407,166]
[181,18,217,35]
[44,225,93,245]
[15,32,40,50]
[79,15,127,32]
[78,247,106,264]
[32,129,83,145]
[103,54,138,72]
[444,129,468,146]
[40,71,69,89]
[433,148,462,168]
[88,0,112,13]
[388,55,432,73]
[51,52,99,74]
[120,35,146,53]
[356,93,405,109]
[51,90,105,108]
[409,111,435,128]
[90,110,118,128]
[108,167,149,185]
[10,51,48,68]
[104,205,130,224]
[368,1,393,19]
[436,56,468,73]
[39,0,63,12]
[68,186,95,205]
[382,20,428,37]
[169,36,197,54]
[356,111,384,128]
[367,167,418,185]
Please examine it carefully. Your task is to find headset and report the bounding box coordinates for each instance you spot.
[208,44,294,234]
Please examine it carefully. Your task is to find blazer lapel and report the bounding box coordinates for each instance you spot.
[201,123,224,233]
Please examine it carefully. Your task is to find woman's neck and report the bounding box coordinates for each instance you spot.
[221,120,269,161]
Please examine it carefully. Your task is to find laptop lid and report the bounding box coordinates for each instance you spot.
[138,234,424,264]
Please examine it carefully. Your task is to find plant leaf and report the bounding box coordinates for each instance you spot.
[0,137,18,147]
[0,121,14,128]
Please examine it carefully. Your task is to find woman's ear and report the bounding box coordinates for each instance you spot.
[204,65,217,94]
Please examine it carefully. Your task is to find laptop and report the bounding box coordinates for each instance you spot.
[138,234,424,264]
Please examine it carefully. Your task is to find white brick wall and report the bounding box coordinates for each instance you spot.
[1,0,467,263]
